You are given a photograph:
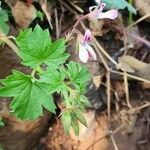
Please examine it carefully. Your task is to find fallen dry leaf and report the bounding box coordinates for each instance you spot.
[138,64,150,80]
[12,1,37,29]
[119,55,147,71]
[119,55,150,80]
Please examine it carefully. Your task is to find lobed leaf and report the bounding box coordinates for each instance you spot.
[0,70,56,120]
[16,25,69,69]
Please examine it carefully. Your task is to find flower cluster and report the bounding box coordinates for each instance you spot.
[78,0,118,63]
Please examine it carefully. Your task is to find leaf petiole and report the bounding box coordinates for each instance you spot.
[0,35,20,56]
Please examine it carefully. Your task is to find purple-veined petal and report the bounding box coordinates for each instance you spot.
[84,43,97,60]
[79,43,89,63]
[96,9,118,20]
[83,29,92,43]
[98,2,106,12]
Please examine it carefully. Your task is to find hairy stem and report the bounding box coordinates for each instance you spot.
[0,35,20,56]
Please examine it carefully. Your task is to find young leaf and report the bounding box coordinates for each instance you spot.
[67,61,90,84]
[74,111,87,127]
[16,25,69,69]
[102,0,136,14]
[80,96,91,107]
[39,67,66,93]
[61,110,71,134]
[0,70,56,120]
[71,116,79,136]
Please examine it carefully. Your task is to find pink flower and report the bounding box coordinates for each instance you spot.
[83,29,91,43]
[79,30,97,63]
[89,0,118,20]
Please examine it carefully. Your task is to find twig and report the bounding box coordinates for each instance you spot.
[41,0,53,30]
[126,13,150,29]
[107,71,111,121]
[123,71,132,108]
[126,33,150,48]
[111,70,150,83]
[79,21,116,123]
[78,17,119,123]
[66,0,84,13]
[123,30,129,56]
[0,35,20,56]
[129,102,150,115]
[92,36,120,68]
[93,41,112,122]
[59,3,65,36]
[87,125,123,150]
[86,134,107,150]
[110,133,119,150]
[58,0,77,15]
[54,8,60,39]
[112,124,124,134]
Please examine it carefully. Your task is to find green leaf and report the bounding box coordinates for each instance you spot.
[0,70,56,120]
[36,11,44,21]
[71,115,79,136]
[61,110,71,134]
[0,7,9,35]
[80,95,91,107]
[16,25,69,69]
[101,0,136,14]
[0,144,3,150]
[0,19,9,35]
[39,67,66,93]
[0,117,5,127]
[67,61,90,84]
[0,8,8,21]
[74,110,87,127]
